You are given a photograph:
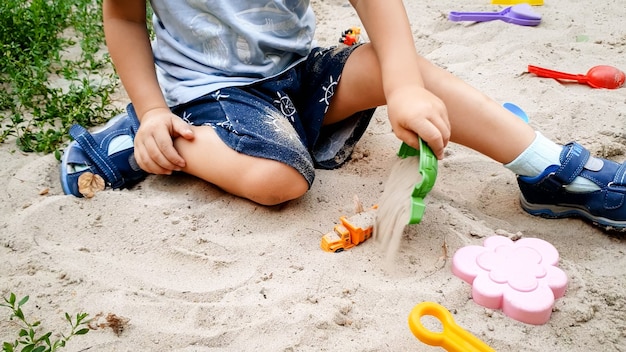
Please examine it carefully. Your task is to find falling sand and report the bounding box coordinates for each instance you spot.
[374,155,422,264]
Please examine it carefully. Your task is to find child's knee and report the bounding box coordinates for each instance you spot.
[243,162,309,206]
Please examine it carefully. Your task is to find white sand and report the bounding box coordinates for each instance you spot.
[1,1,625,351]
[374,156,419,264]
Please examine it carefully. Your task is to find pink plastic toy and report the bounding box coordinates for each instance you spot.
[452,235,568,325]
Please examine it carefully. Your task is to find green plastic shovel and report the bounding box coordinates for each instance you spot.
[397,139,438,224]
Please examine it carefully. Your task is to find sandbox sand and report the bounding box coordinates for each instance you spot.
[1,1,625,351]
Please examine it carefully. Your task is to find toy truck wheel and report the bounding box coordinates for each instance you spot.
[335,248,344,253]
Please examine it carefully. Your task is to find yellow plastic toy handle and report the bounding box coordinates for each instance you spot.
[408,302,496,352]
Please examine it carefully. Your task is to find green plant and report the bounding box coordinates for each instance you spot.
[1,293,90,352]
[0,0,121,157]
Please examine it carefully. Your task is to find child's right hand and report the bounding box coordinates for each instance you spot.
[386,85,450,160]
[133,108,195,175]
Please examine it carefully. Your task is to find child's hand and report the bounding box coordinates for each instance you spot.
[386,85,450,159]
[134,108,194,174]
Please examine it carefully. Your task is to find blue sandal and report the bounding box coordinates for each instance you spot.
[60,105,147,197]
[517,142,626,231]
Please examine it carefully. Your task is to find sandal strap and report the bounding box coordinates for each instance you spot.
[536,142,625,194]
[550,142,626,199]
[606,163,626,210]
[126,104,142,134]
[614,163,626,187]
[553,142,590,185]
[69,124,124,188]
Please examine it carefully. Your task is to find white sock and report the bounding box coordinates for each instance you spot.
[505,131,600,192]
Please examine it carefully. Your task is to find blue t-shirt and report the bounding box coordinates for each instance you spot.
[149,0,316,106]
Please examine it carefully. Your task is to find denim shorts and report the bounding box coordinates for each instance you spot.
[169,45,375,187]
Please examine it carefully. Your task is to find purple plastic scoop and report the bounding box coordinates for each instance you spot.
[449,4,542,27]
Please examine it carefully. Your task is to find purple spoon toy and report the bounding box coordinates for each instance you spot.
[449,4,542,27]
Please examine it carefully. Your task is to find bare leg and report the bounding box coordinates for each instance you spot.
[325,44,536,164]
[174,126,309,205]
[168,43,536,205]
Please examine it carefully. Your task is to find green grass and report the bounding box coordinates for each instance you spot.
[2,293,90,352]
[0,0,120,158]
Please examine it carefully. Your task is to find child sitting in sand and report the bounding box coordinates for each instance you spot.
[60,0,625,231]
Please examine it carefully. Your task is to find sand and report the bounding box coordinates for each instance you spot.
[1,0,625,351]
[374,156,419,264]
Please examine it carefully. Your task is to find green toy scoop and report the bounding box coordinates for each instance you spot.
[397,139,438,224]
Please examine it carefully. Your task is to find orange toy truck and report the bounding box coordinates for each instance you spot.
[320,207,377,253]
[339,27,362,46]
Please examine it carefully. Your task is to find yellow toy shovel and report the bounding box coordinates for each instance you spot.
[409,302,495,352]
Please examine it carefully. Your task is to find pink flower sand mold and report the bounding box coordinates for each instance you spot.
[452,235,568,325]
